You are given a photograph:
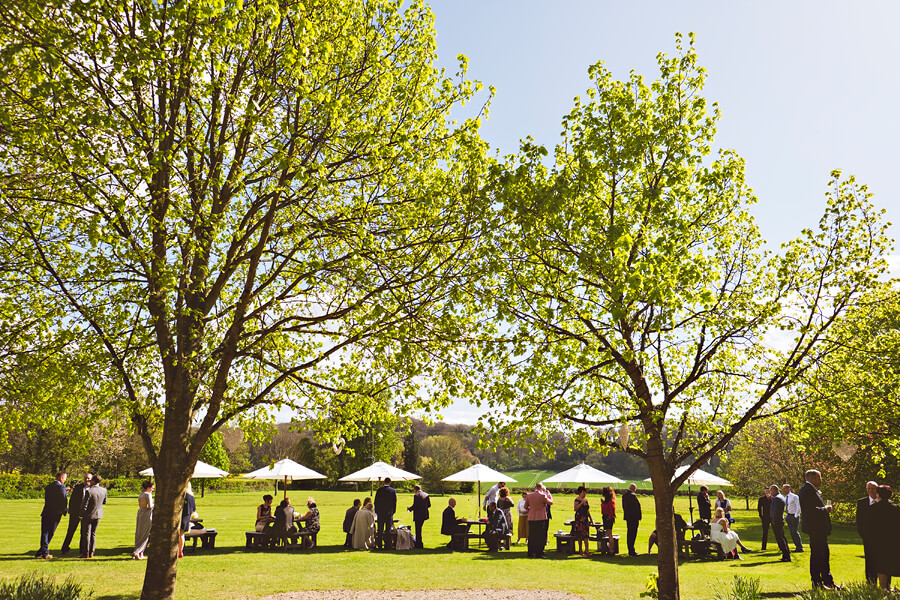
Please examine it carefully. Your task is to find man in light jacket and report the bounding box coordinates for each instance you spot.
[80,474,107,558]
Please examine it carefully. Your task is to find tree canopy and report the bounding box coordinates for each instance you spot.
[0,0,489,597]
[471,34,891,600]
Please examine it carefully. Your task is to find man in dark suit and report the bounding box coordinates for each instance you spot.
[343,498,361,548]
[373,477,397,549]
[799,469,836,589]
[622,483,642,556]
[80,474,107,559]
[60,472,90,556]
[36,471,67,559]
[757,487,773,550]
[856,480,878,584]
[408,484,431,549]
[769,484,791,562]
[697,485,712,522]
[441,497,468,549]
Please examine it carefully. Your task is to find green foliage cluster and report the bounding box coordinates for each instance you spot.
[0,573,88,600]
[0,473,53,499]
[712,576,762,600]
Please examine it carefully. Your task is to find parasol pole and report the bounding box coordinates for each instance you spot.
[283,475,288,501]
[478,481,482,519]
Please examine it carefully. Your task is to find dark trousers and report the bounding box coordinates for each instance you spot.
[344,532,352,548]
[527,519,548,558]
[760,517,771,549]
[80,518,100,556]
[808,534,834,587]
[376,516,390,549]
[61,515,81,552]
[863,540,877,584]
[37,514,61,557]
[414,520,424,549]
[786,514,803,550]
[772,520,790,560]
[626,519,639,555]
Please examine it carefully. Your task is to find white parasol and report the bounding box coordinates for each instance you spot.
[645,465,732,521]
[442,463,517,517]
[542,462,625,488]
[139,460,229,478]
[242,458,327,500]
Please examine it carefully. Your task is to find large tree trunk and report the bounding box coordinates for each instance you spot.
[646,439,679,600]
[140,420,193,600]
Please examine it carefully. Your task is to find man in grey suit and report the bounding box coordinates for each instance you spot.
[60,472,91,556]
[80,474,107,558]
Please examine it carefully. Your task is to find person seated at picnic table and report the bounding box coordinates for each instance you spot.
[648,513,689,554]
[343,499,361,548]
[255,494,275,532]
[441,497,470,550]
[716,490,734,523]
[710,507,751,559]
[484,501,509,552]
[265,498,297,547]
[349,497,376,550]
[296,497,320,548]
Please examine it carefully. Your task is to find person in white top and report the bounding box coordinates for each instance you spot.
[782,483,803,552]
[483,481,504,510]
[515,492,528,544]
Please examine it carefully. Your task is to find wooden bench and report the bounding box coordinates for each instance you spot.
[678,536,724,559]
[183,529,217,550]
[245,530,316,550]
[450,531,511,551]
[555,532,576,554]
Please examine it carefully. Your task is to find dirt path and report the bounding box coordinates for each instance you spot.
[261,590,587,600]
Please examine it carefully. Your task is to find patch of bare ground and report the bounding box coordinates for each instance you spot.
[261,591,587,600]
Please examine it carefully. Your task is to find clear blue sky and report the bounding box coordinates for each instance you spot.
[429,1,898,424]
[430,0,898,250]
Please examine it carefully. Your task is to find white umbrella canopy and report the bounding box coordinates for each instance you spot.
[242,458,327,500]
[644,465,732,522]
[542,462,625,487]
[139,460,229,478]
[442,464,517,517]
[338,461,421,483]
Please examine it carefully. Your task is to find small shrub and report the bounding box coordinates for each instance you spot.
[0,573,89,600]
[639,572,659,599]
[713,576,761,600]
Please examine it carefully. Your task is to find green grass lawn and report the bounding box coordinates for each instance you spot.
[0,489,870,600]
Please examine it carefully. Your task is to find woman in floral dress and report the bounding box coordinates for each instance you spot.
[573,486,593,556]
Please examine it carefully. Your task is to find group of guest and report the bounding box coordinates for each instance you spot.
[35,471,107,560]
[254,494,320,547]
[856,481,900,591]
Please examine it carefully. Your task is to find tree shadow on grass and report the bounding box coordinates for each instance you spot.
[93,594,140,600]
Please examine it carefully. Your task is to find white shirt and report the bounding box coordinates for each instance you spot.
[483,484,500,508]
[785,492,801,516]
[517,499,528,516]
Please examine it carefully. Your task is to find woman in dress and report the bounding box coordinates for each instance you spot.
[177,482,196,559]
[497,487,515,538]
[716,490,734,523]
[709,507,750,559]
[350,497,376,550]
[600,486,616,555]
[132,479,153,559]
[871,485,900,590]
[297,497,321,547]
[573,486,593,556]
[255,494,274,532]
[516,492,529,545]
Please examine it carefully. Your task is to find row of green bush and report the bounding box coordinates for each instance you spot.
[0,473,277,499]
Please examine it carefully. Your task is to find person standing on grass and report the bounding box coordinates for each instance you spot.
[515,492,529,545]
[769,484,791,562]
[856,480,878,584]
[132,479,154,559]
[483,481,504,511]
[870,485,900,591]
[524,483,552,559]
[60,472,90,556]
[600,486,616,555]
[373,477,397,549]
[80,474,106,559]
[622,483,642,556]
[783,483,803,552]
[799,469,836,590]
[572,486,593,556]
[757,487,773,551]
[697,485,712,522]
[36,471,67,559]
[408,485,430,549]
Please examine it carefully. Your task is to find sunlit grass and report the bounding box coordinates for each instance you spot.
[0,489,870,599]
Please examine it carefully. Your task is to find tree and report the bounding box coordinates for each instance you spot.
[0,1,488,597]
[718,419,809,500]
[401,428,421,474]
[473,35,889,600]
[419,434,472,493]
[198,431,229,472]
[794,283,900,471]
